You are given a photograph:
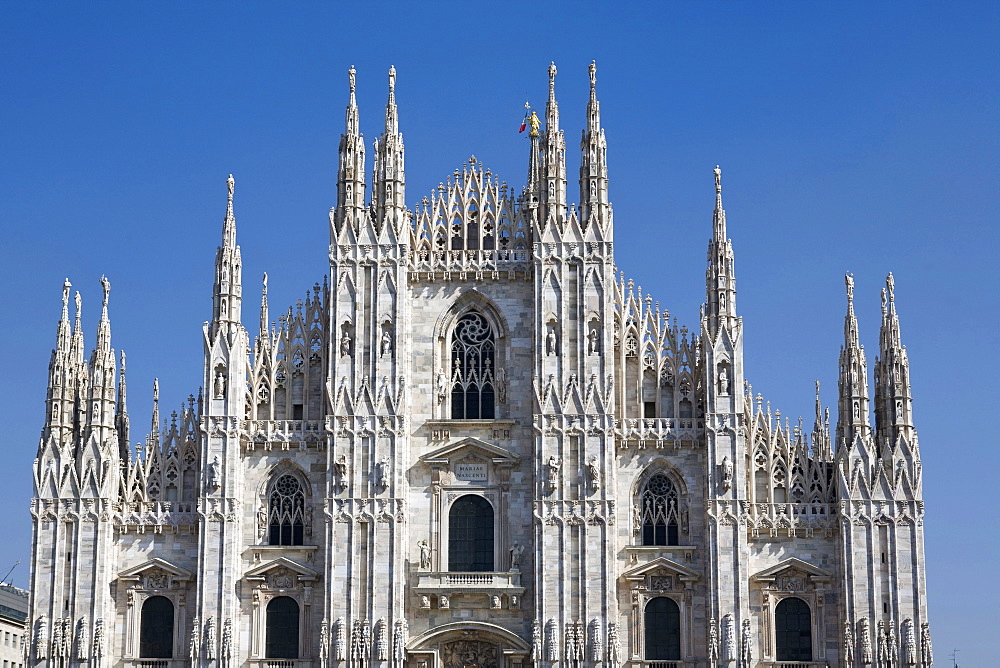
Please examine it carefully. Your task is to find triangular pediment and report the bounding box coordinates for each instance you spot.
[620,556,700,582]
[752,557,831,583]
[244,557,319,582]
[421,437,519,465]
[118,558,193,581]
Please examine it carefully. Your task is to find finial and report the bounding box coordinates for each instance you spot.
[349,66,356,94]
[120,349,126,371]
[589,60,596,90]
[61,278,72,316]
[714,165,722,194]
[388,65,396,93]
[815,379,821,398]
[886,272,895,302]
[548,61,557,96]
[153,378,159,400]
[227,174,235,203]
[100,275,110,308]
[263,272,268,290]
[845,273,854,304]
[74,291,82,324]
[881,287,888,314]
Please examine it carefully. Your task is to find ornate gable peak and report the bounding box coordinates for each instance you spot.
[244,556,319,582]
[118,557,193,581]
[421,436,519,466]
[752,557,832,583]
[620,556,699,583]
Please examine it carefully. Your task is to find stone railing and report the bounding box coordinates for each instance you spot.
[616,417,703,446]
[746,503,839,539]
[415,570,522,592]
[249,661,314,668]
[638,661,696,668]
[759,662,830,668]
[408,248,532,276]
[245,420,326,448]
[130,661,182,668]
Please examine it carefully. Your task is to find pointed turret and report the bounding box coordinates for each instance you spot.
[44,280,74,438]
[836,273,871,451]
[116,350,130,462]
[523,103,542,208]
[210,175,242,338]
[579,60,608,228]
[334,66,367,236]
[812,380,833,462]
[874,273,915,452]
[259,272,270,341]
[705,166,738,338]
[86,276,116,430]
[540,62,567,221]
[373,65,406,236]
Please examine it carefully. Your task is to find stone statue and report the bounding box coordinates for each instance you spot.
[721,456,733,492]
[547,456,561,490]
[436,368,448,405]
[546,327,557,356]
[509,542,524,569]
[208,456,221,491]
[844,620,855,666]
[335,454,348,490]
[340,331,352,357]
[375,457,389,490]
[419,595,430,609]
[718,366,730,394]
[496,366,508,404]
[587,328,600,354]
[418,539,431,570]
[740,618,753,668]
[380,329,393,356]
[439,595,449,609]
[919,622,932,668]
[490,595,501,609]
[587,456,601,491]
[257,504,268,538]
[213,366,226,398]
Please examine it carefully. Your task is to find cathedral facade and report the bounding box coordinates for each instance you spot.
[27,63,932,668]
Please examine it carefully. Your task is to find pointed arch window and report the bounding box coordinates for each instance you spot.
[139,596,174,658]
[644,597,681,660]
[641,474,680,546]
[450,311,496,419]
[268,474,305,546]
[775,597,812,661]
[266,596,300,659]
[448,495,494,571]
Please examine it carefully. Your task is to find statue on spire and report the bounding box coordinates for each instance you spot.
[100,275,110,308]
[349,66,356,94]
[227,174,235,203]
[388,65,396,93]
[548,61,557,92]
[714,165,722,193]
[886,272,895,299]
[589,60,597,90]
[845,272,854,302]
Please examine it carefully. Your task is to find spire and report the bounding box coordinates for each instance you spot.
[836,273,871,451]
[875,273,915,451]
[150,378,160,448]
[705,166,737,338]
[96,275,111,354]
[334,66,367,235]
[812,380,833,461]
[211,174,242,334]
[541,62,567,221]
[70,290,85,369]
[44,279,75,443]
[373,65,405,235]
[579,60,609,228]
[56,278,72,355]
[524,103,541,207]
[259,272,269,339]
[116,350,130,461]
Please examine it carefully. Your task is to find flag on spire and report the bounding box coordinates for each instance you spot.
[519,101,531,133]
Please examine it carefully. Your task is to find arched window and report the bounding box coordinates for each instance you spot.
[450,311,496,419]
[775,597,812,661]
[641,473,680,546]
[645,597,681,660]
[266,596,300,659]
[448,495,494,572]
[139,596,174,658]
[268,474,305,546]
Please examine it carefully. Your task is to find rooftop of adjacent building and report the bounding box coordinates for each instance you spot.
[0,585,28,624]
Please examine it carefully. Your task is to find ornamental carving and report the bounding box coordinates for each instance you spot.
[441,640,498,668]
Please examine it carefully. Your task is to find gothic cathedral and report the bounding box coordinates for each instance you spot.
[27,63,932,668]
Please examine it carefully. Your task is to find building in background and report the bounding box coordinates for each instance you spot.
[0,584,28,668]
[26,63,933,668]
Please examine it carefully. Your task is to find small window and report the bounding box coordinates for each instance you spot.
[139,596,174,658]
[644,402,656,418]
[448,495,494,572]
[645,597,681,660]
[266,596,300,659]
[775,597,812,661]
[268,474,305,546]
[292,404,304,420]
[641,474,680,546]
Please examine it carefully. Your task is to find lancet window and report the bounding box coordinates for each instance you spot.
[450,311,496,420]
[139,596,174,658]
[268,474,305,546]
[775,597,812,661]
[448,494,494,572]
[641,474,680,546]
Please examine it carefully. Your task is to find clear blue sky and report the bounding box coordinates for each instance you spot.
[2,2,997,664]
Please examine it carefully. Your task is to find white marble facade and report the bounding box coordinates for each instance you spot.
[27,63,932,668]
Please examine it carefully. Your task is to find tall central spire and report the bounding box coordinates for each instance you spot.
[836,273,871,450]
[541,62,567,221]
[875,273,915,451]
[334,66,367,236]
[374,65,405,236]
[211,174,243,334]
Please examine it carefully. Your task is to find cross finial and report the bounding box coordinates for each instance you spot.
[349,66,356,94]
[388,65,396,93]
